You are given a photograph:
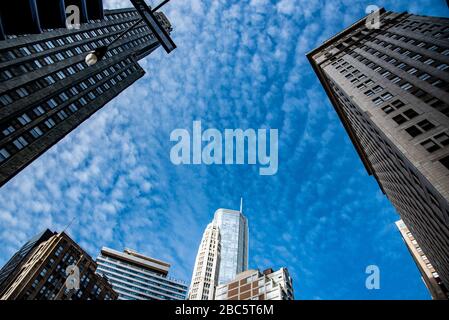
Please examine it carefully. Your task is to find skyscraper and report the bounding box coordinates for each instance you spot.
[96,247,188,300]
[189,203,249,300]
[215,268,294,301]
[308,9,449,288]
[0,230,118,300]
[396,220,448,300]
[214,208,249,285]
[0,229,54,295]
[0,2,174,187]
[188,223,221,300]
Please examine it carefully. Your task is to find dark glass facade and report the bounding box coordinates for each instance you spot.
[0,7,172,187]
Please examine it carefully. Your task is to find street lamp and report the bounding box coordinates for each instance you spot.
[85,0,173,66]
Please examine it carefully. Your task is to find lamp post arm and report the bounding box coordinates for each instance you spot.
[108,18,144,47]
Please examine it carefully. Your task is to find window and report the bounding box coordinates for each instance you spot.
[57,110,68,120]
[437,63,448,71]
[405,125,422,137]
[440,155,449,170]
[403,109,419,119]
[44,75,56,85]
[17,113,31,125]
[0,148,10,162]
[392,114,407,125]
[421,139,440,152]
[391,76,401,84]
[373,85,383,93]
[381,92,393,101]
[47,99,58,109]
[382,105,394,114]
[16,87,29,98]
[44,118,56,128]
[30,126,43,138]
[373,97,383,105]
[33,106,45,116]
[68,104,78,112]
[419,73,431,81]
[434,132,449,146]
[56,71,66,80]
[2,126,15,136]
[417,120,435,131]
[407,67,418,74]
[0,94,13,106]
[13,136,28,149]
[401,83,413,91]
[424,58,434,65]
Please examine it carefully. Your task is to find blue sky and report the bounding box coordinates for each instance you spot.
[1,0,448,300]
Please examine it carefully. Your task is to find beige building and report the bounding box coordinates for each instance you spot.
[308,9,449,289]
[214,268,294,300]
[0,230,117,300]
[396,220,448,300]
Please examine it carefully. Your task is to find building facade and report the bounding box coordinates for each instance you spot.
[214,208,249,285]
[188,223,221,300]
[308,9,449,288]
[0,230,117,300]
[0,4,173,187]
[0,229,54,295]
[96,247,188,300]
[396,220,448,299]
[215,268,294,301]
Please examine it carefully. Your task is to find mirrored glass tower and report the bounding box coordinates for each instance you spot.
[213,207,249,285]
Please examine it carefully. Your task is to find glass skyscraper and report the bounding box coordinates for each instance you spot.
[213,208,249,285]
[96,247,188,300]
[0,3,173,187]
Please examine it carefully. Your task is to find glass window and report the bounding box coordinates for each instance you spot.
[13,136,28,149]
[0,148,10,161]
[30,126,43,138]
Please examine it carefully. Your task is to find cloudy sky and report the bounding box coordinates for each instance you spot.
[1,0,448,299]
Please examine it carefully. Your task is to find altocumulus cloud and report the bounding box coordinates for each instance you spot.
[0,0,447,299]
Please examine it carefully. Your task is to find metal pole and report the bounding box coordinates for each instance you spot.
[152,0,171,12]
[108,18,144,47]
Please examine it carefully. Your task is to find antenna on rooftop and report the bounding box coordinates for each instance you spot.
[240,197,243,213]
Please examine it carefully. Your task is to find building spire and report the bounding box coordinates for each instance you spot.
[240,197,243,213]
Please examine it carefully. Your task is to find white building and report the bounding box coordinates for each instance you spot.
[96,247,188,300]
[188,223,221,300]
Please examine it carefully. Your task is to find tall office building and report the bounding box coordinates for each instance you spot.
[214,207,249,285]
[0,2,173,187]
[308,9,449,288]
[188,223,221,300]
[0,229,118,300]
[396,220,448,300]
[215,268,294,301]
[189,204,249,300]
[96,247,188,300]
[0,229,54,295]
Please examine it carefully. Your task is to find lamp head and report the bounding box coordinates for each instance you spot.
[85,46,108,66]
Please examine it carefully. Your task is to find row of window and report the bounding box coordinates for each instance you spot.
[0,62,137,164]
[0,23,153,86]
[332,82,449,225]
[0,32,154,108]
[0,13,141,63]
